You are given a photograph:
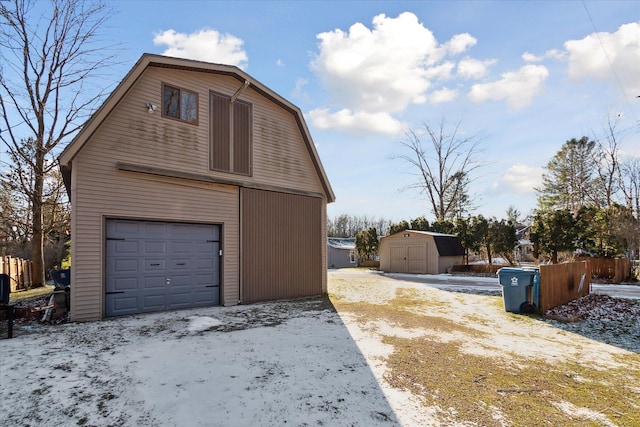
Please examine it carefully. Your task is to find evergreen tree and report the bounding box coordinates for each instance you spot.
[355,227,379,261]
[536,137,597,213]
[531,209,578,263]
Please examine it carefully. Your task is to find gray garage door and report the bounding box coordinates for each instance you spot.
[105,219,220,317]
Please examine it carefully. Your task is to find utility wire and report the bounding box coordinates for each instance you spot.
[581,0,640,126]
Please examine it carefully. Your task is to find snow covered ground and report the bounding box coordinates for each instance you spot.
[1,269,638,426]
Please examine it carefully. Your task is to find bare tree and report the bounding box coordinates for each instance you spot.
[592,114,623,208]
[0,0,115,285]
[0,146,70,269]
[620,157,640,219]
[396,120,483,221]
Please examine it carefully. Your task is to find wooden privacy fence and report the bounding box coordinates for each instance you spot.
[578,257,631,283]
[0,256,33,292]
[539,261,590,312]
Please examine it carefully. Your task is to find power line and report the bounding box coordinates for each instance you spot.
[581,0,640,126]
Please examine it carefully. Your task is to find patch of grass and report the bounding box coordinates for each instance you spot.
[332,290,640,426]
[334,294,488,339]
[384,334,640,426]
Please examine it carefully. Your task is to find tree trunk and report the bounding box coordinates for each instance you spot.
[31,149,45,287]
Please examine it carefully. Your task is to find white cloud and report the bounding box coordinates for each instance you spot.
[522,52,542,62]
[443,33,477,55]
[467,64,549,109]
[153,28,248,69]
[496,163,544,195]
[564,21,640,95]
[292,78,308,99]
[310,12,481,134]
[276,59,284,67]
[523,49,566,63]
[307,108,406,135]
[457,58,496,79]
[544,49,565,60]
[429,88,458,103]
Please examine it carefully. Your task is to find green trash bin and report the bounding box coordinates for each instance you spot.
[497,267,540,313]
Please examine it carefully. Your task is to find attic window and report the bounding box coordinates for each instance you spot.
[162,83,198,124]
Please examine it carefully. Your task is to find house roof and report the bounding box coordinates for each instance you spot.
[327,238,356,250]
[58,53,335,202]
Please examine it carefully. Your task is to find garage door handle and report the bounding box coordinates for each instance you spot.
[177,263,186,266]
[205,285,219,288]
[106,291,125,295]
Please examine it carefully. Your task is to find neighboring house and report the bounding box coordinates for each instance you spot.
[515,239,534,262]
[327,238,356,269]
[379,231,464,274]
[58,54,335,321]
[514,224,534,262]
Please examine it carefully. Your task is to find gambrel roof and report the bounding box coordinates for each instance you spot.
[58,53,335,202]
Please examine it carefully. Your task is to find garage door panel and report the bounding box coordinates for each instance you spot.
[112,277,138,292]
[109,220,139,236]
[194,273,216,285]
[193,258,215,269]
[107,296,138,314]
[142,275,166,289]
[145,259,165,271]
[143,294,167,310]
[169,291,193,306]
[144,241,166,254]
[170,259,191,270]
[170,274,192,286]
[144,223,167,236]
[194,291,218,305]
[111,240,138,253]
[194,241,216,253]
[113,259,138,272]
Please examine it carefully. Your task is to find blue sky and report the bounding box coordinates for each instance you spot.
[76,1,640,221]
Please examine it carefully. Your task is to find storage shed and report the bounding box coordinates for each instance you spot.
[379,231,464,274]
[58,54,334,321]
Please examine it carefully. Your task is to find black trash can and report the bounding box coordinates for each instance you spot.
[0,274,10,305]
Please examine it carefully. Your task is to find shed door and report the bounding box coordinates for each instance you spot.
[407,245,426,273]
[389,244,426,273]
[105,219,220,317]
[389,246,406,272]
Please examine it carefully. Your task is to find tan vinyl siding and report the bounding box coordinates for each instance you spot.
[241,188,322,302]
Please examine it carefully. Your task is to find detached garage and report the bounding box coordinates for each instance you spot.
[59,54,334,321]
[379,231,464,274]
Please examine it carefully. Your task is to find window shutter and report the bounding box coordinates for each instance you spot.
[210,92,230,171]
[233,100,251,175]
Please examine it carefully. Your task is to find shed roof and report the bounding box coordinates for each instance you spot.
[58,53,335,202]
[432,235,465,257]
